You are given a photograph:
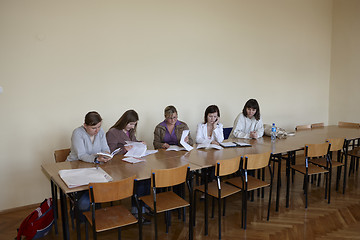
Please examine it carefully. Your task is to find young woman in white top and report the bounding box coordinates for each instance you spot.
[196,105,224,145]
[230,99,264,139]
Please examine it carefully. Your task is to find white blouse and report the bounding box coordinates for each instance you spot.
[196,123,224,144]
[230,113,264,139]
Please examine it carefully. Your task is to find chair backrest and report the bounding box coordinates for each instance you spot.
[54,148,71,162]
[89,175,136,203]
[152,164,189,188]
[326,138,345,152]
[311,123,324,128]
[242,152,271,170]
[215,156,240,177]
[338,121,360,128]
[223,127,233,140]
[305,142,330,158]
[295,124,311,131]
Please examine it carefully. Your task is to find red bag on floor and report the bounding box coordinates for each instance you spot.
[16,198,54,240]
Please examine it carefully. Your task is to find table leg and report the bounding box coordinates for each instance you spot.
[51,180,58,234]
[276,154,281,212]
[343,140,349,194]
[286,151,292,208]
[204,168,209,236]
[73,192,81,240]
[59,188,70,240]
[187,171,194,240]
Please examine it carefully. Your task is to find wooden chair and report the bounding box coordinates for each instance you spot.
[54,148,71,162]
[194,157,241,239]
[337,122,360,176]
[52,148,71,234]
[140,164,191,240]
[290,143,331,208]
[225,152,273,229]
[295,124,311,131]
[83,176,141,240]
[311,123,324,128]
[309,139,345,192]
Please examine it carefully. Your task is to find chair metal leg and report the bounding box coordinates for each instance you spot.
[193,190,197,227]
[328,168,332,204]
[85,220,89,240]
[223,198,226,216]
[51,181,58,235]
[305,174,308,208]
[218,197,221,239]
[118,227,121,240]
[211,197,215,218]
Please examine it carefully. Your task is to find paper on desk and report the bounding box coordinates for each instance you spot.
[59,167,113,188]
[180,130,193,151]
[219,142,237,148]
[122,157,146,164]
[166,145,186,151]
[125,141,147,158]
[234,142,252,147]
[197,141,223,150]
[143,150,158,156]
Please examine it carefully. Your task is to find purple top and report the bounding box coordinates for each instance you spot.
[160,120,181,145]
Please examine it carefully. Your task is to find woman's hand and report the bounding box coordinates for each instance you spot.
[211,140,220,145]
[250,131,258,139]
[184,136,189,143]
[124,145,133,152]
[97,155,110,163]
[213,117,220,129]
[162,143,170,149]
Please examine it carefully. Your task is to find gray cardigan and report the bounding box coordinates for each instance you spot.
[67,126,110,163]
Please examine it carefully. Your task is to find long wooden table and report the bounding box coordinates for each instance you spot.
[42,125,360,239]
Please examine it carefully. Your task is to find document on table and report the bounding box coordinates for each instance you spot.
[219,142,237,148]
[196,142,223,150]
[59,167,113,188]
[122,157,146,164]
[124,141,147,158]
[233,142,252,147]
[166,145,186,151]
[180,130,193,151]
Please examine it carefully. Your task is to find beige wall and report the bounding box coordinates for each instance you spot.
[0,0,332,211]
[329,0,360,124]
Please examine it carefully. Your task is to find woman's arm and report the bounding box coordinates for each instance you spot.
[196,123,207,144]
[71,131,95,163]
[153,125,165,149]
[254,118,264,138]
[213,123,224,143]
[232,114,250,139]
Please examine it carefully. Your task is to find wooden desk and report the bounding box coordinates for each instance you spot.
[42,149,200,240]
[42,126,360,239]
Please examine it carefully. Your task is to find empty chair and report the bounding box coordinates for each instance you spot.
[223,127,233,140]
[54,148,71,163]
[309,139,345,192]
[295,124,311,131]
[290,142,331,208]
[84,176,141,240]
[338,122,360,176]
[140,164,192,240]
[311,123,324,128]
[194,156,241,239]
[225,151,273,229]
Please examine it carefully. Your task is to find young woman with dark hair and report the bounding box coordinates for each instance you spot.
[230,99,264,139]
[196,105,224,145]
[106,109,142,155]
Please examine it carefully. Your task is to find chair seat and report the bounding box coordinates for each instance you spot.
[348,147,360,157]
[83,205,137,232]
[140,191,189,213]
[225,176,270,191]
[309,158,344,168]
[291,164,328,175]
[195,181,241,198]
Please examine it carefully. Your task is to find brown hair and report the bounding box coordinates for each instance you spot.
[164,105,177,118]
[84,111,102,126]
[204,105,220,123]
[242,99,261,120]
[111,110,139,132]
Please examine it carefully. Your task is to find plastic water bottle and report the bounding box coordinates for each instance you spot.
[271,123,276,141]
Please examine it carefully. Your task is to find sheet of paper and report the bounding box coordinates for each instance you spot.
[220,142,237,148]
[166,145,186,151]
[180,130,193,151]
[124,142,147,158]
[122,157,146,164]
[234,142,252,147]
[59,167,112,188]
[196,142,223,150]
[142,149,158,156]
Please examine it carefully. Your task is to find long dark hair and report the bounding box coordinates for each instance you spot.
[111,110,139,132]
[204,105,220,123]
[242,99,260,120]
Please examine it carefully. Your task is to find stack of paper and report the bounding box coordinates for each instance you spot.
[59,167,113,188]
